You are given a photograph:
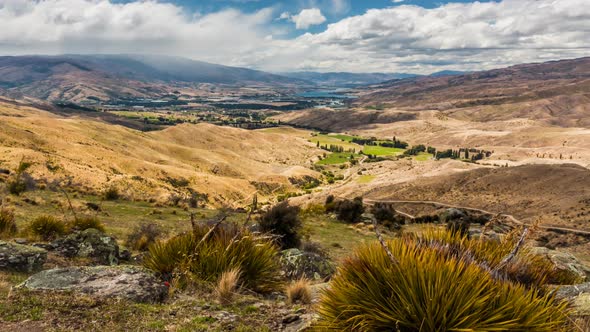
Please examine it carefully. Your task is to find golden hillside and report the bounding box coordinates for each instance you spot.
[0,100,320,206]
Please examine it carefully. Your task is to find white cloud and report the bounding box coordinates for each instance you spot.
[392,0,405,3]
[278,11,291,20]
[291,8,326,30]
[0,0,588,73]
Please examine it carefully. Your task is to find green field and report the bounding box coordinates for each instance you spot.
[327,134,360,142]
[317,152,361,165]
[414,152,433,161]
[362,145,404,156]
[310,134,361,151]
[356,174,376,184]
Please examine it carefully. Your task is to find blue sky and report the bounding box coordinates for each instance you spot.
[1,0,588,73]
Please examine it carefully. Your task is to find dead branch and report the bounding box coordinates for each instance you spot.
[372,216,399,266]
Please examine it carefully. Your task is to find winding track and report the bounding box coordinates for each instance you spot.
[363,198,590,237]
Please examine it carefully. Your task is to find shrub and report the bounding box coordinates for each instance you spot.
[126,223,165,251]
[104,186,120,201]
[324,195,336,213]
[317,230,571,331]
[216,268,241,305]
[334,197,364,223]
[71,216,105,232]
[446,218,471,238]
[0,208,17,238]
[7,161,34,196]
[286,278,312,305]
[29,215,67,241]
[144,223,283,293]
[259,201,302,249]
[370,202,396,223]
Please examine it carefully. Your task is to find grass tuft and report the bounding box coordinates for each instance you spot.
[144,223,283,293]
[70,216,105,232]
[317,230,572,331]
[286,278,312,305]
[0,208,17,238]
[215,268,241,305]
[28,215,67,241]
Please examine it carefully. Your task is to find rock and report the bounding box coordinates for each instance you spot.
[14,238,28,245]
[18,265,168,303]
[283,313,318,332]
[280,248,336,281]
[0,241,47,272]
[554,283,590,315]
[52,228,120,265]
[531,247,590,281]
[282,314,300,324]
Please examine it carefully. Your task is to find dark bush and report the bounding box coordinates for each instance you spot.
[259,201,302,249]
[447,218,471,238]
[126,223,166,251]
[104,186,120,201]
[335,197,364,223]
[324,195,336,213]
[370,202,396,223]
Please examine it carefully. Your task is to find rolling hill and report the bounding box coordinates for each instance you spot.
[0,98,320,206]
[0,54,308,103]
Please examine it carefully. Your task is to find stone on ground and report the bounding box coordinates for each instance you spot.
[18,265,168,303]
[0,241,47,272]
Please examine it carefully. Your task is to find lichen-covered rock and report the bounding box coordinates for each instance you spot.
[52,228,119,265]
[532,247,590,282]
[0,241,47,272]
[18,265,168,303]
[280,248,335,281]
[554,283,590,315]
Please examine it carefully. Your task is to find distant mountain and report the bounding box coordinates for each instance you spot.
[0,54,308,103]
[356,57,590,127]
[281,71,417,87]
[429,70,467,77]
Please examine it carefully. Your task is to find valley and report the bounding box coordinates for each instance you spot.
[1,55,590,332]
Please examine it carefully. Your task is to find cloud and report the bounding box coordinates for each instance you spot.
[0,0,588,73]
[291,8,326,29]
[392,0,405,3]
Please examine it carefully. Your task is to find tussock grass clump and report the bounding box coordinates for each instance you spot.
[317,230,571,331]
[0,208,17,238]
[70,216,105,232]
[144,223,282,293]
[29,215,67,241]
[126,223,166,251]
[215,268,241,305]
[286,278,312,305]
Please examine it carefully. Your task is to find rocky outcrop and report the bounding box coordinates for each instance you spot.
[280,248,336,281]
[50,229,120,265]
[531,247,590,282]
[18,265,168,303]
[0,241,47,272]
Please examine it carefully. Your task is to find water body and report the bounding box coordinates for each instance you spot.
[296,90,356,99]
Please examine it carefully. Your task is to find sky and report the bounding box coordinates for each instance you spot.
[0,0,588,74]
